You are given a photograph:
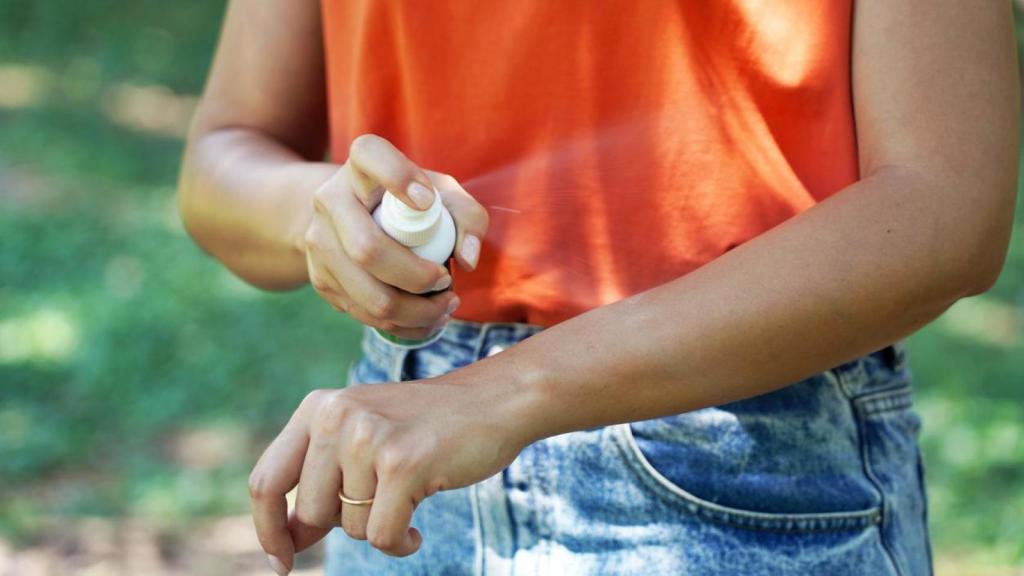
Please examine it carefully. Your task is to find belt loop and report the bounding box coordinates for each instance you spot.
[879,341,906,372]
[471,322,491,361]
[388,345,411,382]
[890,340,908,372]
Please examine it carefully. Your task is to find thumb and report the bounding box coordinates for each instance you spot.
[428,171,488,271]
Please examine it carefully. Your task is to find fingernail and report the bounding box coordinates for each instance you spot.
[407,182,435,210]
[446,296,460,315]
[267,554,290,575]
[461,235,480,269]
[432,274,452,292]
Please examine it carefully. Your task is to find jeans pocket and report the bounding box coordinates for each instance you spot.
[609,371,884,532]
[856,387,932,574]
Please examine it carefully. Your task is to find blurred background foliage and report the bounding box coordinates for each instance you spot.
[0,0,1021,573]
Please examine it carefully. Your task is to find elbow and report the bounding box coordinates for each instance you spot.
[176,158,202,247]
[176,180,298,293]
[176,117,240,260]
[176,145,219,261]
[956,240,1009,297]
[175,136,293,292]
[176,121,212,249]
[943,188,1016,299]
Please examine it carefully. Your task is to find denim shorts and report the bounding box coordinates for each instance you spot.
[324,320,933,575]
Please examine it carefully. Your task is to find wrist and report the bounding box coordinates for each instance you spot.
[444,350,560,449]
[285,161,339,257]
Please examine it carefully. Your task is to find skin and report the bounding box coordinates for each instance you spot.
[178,0,1019,572]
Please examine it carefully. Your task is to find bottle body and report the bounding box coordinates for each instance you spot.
[370,193,456,349]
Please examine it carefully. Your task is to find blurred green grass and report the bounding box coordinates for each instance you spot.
[0,0,364,538]
[0,0,1021,569]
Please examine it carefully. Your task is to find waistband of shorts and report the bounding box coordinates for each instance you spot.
[358,318,545,374]
[359,318,907,385]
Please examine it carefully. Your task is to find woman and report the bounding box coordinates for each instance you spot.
[178,1,1019,574]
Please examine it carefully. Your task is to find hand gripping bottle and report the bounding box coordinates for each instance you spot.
[370,189,456,348]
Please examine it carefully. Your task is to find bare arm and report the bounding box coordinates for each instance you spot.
[473,0,1020,441]
[177,1,488,344]
[177,0,330,290]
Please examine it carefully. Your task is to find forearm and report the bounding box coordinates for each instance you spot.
[455,165,1013,445]
[177,127,335,289]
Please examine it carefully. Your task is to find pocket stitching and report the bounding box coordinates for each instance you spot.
[855,385,914,416]
[611,422,883,532]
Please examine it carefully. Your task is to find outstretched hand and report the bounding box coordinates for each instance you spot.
[248,375,530,573]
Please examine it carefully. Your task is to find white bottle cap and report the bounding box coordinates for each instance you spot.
[379,189,442,247]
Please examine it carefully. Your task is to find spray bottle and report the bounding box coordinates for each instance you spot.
[371,188,456,348]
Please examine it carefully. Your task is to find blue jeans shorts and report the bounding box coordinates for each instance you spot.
[324,320,933,575]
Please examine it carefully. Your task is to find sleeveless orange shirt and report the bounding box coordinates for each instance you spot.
[321,1,858,327]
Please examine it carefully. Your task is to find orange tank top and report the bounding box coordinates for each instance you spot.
[321,1,858,327]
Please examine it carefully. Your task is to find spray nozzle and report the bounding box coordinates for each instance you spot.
[379,189,442,247]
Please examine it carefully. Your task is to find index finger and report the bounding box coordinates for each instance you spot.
[247,395,321,571]
[347,134,436,211]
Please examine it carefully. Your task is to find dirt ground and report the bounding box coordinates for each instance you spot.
[0,515,324,576]
[2,515,1022,576]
